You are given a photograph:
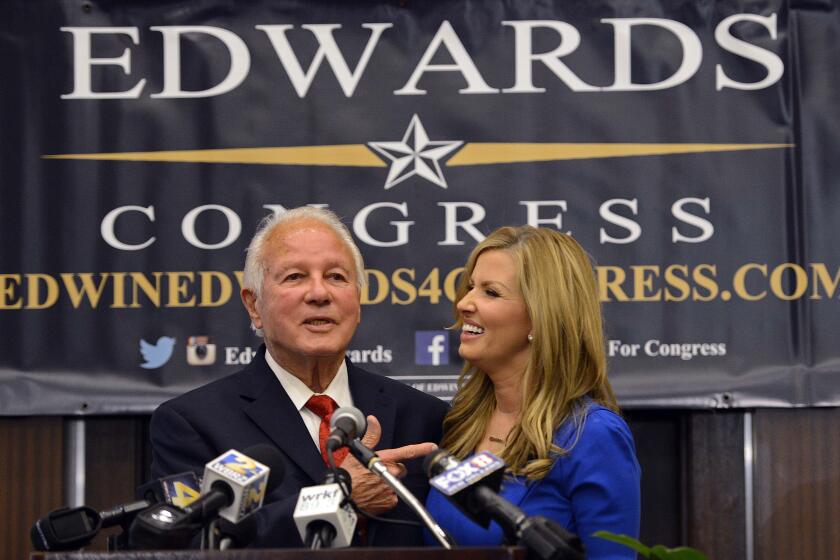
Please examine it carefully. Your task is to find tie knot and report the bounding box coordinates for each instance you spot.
[306,394,338,419]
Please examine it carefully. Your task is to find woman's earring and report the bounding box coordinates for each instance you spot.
[527,333,534,343]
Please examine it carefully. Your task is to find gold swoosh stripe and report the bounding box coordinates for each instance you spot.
[43,145,385,167]
[42,142,792,166]
[447,143,793,165]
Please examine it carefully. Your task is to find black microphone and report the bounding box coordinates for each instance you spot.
[326,406,367,453]
[30,471,201,552]
[30,506,101,552]
[127,503,203,550]
[424,449,513,531]
[128,444,285,550]
[187,444,285,526]
[197,444,285,550]
[425,449,585,560]
[216,515,259,550]
[136,471,202,509]
[293,468,356,549]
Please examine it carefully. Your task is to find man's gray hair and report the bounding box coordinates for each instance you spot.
[243,207,366,304]
[242,206,365,308]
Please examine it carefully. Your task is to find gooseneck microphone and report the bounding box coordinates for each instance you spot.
[331,406,454,549]
[326,406,367,453]
[425,449,585,560]
[293,468,357,549]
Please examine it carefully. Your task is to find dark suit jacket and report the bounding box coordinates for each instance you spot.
[150,345,449,548]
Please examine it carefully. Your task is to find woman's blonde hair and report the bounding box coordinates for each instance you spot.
[440,226,618,480]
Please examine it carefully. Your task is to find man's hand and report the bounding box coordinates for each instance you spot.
[340,415,438,514]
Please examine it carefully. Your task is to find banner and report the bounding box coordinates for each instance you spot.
[2,0,838,414]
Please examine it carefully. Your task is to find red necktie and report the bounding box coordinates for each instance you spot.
[305,395,349,466]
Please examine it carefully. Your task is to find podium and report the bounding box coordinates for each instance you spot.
[32,547,526,560]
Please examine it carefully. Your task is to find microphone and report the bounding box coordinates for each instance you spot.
[293,468,357,549]
[126,503,203,550]
[326,406,367,454]
[136,471,202,510]
[189,448,271,524]
[425,449,585,560]
[30,471,201,552]
[199,444,284,550]
[30,506,101,552]
[190,444,285,525]
[424,449,511,530]
[213,515,257,550]
[129,444,285,550]
[216,516,259,550]
[337,412,454,549]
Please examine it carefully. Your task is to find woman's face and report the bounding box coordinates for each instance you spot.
[456,249,533,377]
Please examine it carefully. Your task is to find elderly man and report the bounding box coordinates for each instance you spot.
[150,207,449,547]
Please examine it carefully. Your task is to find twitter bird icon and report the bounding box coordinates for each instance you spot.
[140,337,176,369]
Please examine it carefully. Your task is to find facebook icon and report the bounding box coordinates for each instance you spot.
[415,331,449,366]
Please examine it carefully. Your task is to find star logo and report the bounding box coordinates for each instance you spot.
[43,116,793,191]
[367,115,463,189]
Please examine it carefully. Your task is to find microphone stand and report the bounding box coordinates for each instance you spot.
[306,524,336,550]
[347,439,455,549]
[202,518,219,550]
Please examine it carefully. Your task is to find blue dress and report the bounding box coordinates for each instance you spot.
[425,403,641,559]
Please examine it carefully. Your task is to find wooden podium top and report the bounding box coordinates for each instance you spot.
[31,547,526,560]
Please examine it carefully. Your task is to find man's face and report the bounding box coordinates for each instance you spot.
[242,219,361,370]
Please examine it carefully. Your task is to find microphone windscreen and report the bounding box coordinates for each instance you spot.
[330,406,367,438]
[30,507,101,551]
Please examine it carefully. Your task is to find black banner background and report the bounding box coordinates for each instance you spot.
[1,0,839,414]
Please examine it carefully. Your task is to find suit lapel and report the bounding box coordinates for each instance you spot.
[348,361,396,451]
[347,361,403,545]
[239,349,325,484]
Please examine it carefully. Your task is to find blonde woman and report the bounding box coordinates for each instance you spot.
[425,226,640,559]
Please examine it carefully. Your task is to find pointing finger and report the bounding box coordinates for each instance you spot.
[378,442,438,463]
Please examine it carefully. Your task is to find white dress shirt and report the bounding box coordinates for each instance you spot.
[264,350,354,451]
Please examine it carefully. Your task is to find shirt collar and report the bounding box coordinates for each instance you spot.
[264,350,353,411]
